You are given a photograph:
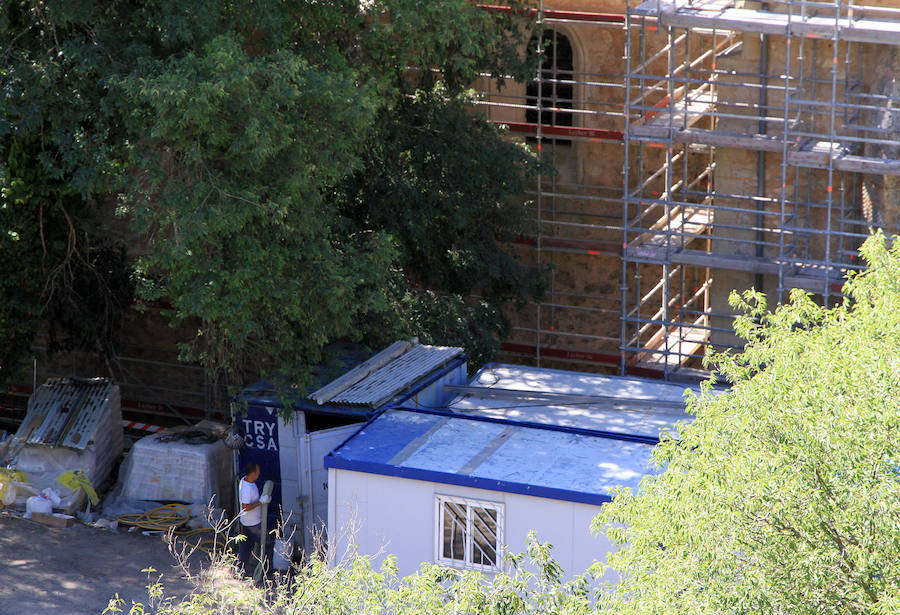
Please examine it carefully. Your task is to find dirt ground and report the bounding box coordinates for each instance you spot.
[0,511,200,615]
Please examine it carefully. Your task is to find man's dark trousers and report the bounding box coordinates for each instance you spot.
[237,523,261,575]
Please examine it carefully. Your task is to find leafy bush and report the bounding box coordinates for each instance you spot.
[106,531,601,615]
[594,232,900,615]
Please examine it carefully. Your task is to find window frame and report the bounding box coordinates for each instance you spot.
[434,494,505,572]
[525,28,576,144]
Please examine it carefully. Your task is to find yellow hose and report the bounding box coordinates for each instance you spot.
[116,503,223,553]
[117,503,192,531]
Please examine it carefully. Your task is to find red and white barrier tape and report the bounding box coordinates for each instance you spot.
[121,420,165,433]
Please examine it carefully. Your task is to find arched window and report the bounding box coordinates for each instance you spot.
[526,30,574,137]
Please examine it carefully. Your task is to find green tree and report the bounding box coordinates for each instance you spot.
[1,0,544,388]
[336,85,546,366]
[119,28,393,386]
[1,0,133,377]
[594,232,900,615]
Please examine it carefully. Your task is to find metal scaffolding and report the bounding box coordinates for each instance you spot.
[622,0,900,378]
[476,4,637,370]
[477,0,900,379]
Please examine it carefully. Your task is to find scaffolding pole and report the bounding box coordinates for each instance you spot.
[474,0,899,378]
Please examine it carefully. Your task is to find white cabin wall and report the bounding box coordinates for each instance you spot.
[329,469,618,583]
[277,416,362,551]
[277,412,304,523]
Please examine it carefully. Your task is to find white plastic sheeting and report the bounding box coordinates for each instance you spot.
[120,432,232,507]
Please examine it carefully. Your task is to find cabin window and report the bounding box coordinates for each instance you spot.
[435,495,504,571]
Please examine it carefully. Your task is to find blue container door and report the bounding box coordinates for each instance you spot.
[237,404,283,525]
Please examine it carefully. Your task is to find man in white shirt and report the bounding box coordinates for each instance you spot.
[237,462,270,575]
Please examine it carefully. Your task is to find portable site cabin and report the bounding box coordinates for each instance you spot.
[236,341,467,552]
[326,364,697,581]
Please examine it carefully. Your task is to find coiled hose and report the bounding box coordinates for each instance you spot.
[117,503,223,553]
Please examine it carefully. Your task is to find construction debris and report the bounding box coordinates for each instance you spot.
[7,378,123,514]
[30,512,75,529]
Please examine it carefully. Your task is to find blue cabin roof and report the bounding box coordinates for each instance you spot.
[324,407,666,505]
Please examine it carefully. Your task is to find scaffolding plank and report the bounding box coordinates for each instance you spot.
[632,92,716,135]
[660,4,900,45]
[663,7,787,35]
[636,316,709,370]
[513,235,620,255]
[630,126,786,152]
[786,140,855,169]
[671,249,782,274]
[627,205,712,259]
[783,263,849,294]
[478,4,630,24]
[833,155,900,176]
[637,248,850,291]
[626,243,671,263]
[786,141,900,175]
[500,342,619,367]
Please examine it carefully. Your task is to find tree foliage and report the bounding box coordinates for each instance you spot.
[594,232,900,615]
[1,0,545,387]
[335,85,545,365]
[120,27,393,383]
[1,0,147,376]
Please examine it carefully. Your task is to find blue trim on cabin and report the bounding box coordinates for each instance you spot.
[323,455,613,506]
[324,406,663,505]
[392,357,466,407]
[394,405,661,446]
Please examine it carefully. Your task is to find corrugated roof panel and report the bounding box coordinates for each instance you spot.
[325,344,463,408]
[309,341,413,405]
[14,378,116,450]
[60,380,116,448]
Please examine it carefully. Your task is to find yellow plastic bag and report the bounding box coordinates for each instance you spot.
[57,469,99,506]
[0,469,27,507]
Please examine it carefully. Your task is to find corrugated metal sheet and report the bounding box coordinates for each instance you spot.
[309,341,413,405]
[14,378,117,450]
[310,343,463,408]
